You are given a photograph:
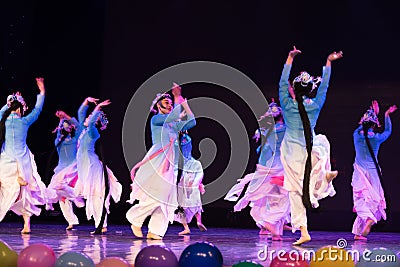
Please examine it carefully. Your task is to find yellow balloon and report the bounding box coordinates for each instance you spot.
[310,246,355,267]
[0,241,18,267]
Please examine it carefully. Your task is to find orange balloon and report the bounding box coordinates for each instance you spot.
[97,257,130,267]
[310,246,355,267]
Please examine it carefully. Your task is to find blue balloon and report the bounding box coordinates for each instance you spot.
[135,245,178,267]
[55,252,95,267]
[179,241,223,267]
[356,247,400,267]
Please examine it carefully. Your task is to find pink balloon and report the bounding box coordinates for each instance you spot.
[97,257,130,267]
[17,243,56,267]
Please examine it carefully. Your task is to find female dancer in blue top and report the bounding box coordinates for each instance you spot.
[74,97,122,234]
[127,93,196,240]
[0,78,46,234]
[46,110,85,230]
[225,100,290,240]
[352,101,397,240]
[279,46,342,245]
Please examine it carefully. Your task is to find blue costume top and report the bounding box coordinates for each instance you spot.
[150,106,196,146]
[279,64,331,143]
[353,116,392,169]
[54,117,82,172]
[257,122,286,167]
[0,95,45,157]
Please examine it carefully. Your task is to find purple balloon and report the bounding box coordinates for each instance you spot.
[17,243,56,267]
[135,245,178,267]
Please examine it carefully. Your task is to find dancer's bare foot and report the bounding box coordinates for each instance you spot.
[197,223,207,232]
[354,235,367,241]
[262,222,279,236]
[66,225,74,231]
[272,235,283,241]
[178,229,191,235]
[292,234,311,245]
[21,227,31,234]
[362,219,374,237]
[90,227,107,234]
[283,225,293,231]
[326,170,338,183]
[131,225,143,238]
[259,228,270,235]
[147,232,162,240]
[17,177,28,186]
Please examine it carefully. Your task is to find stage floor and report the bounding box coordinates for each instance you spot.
[0,222,399,266]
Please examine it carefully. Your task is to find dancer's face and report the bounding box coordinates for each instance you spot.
[157,98,173,114]
[63,121,71,132]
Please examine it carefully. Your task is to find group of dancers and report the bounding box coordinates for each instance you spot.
[226,47,396,245]
[0,47,397,245]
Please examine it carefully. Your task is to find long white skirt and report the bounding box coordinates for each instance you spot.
[75,152,122,227]
[225,164,290,231]
[128,142,178,223]
[351,162,386,235]
[281,134,336,208]
[0,150,46,220]
[46,162,83,208]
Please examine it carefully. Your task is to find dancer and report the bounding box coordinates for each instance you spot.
[175,133,207,235]
[279,46,343,245]
[352,101,397,240]
[0,77,47,234]
[225,100,290,240]
[127,93,196,240]
[74,97,122,234]
[170,83,206,235]
[46,110,84,230]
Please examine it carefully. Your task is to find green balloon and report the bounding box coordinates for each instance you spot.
[232,260,263,267]
[0,241,18,267]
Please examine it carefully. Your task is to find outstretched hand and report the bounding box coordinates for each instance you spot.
[371,100,379,115]
[327,51,343,62]
[35,77,45,94]
[385,105,397,116]
[55,110,67,119]
[85,97,99,105]
[95,99,111,110]
[289,46,301,58]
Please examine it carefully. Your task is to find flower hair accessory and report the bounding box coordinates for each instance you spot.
[293,71,322,91]
[258,98,282,121]
[7,93,28,112]
[149,93,172,113]
[98,111,109,130]
[359,108,380,127]
[52,119,77,134]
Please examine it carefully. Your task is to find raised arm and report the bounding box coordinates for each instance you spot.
[377,105,397,141]
[315,51,343,107]
[78,97,98,124]
[87,99,110,138]
[24,78,45,126]
[279,46,301,109]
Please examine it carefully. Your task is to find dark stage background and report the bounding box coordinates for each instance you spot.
[1,0,399,232]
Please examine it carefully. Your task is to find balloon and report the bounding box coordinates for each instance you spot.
[310,246,355,267]
[179,241,223,267]
[270,252,309,267]
[55,251,95,267]
[97,257,130,267]
[17,243,56,267]
[356,247,399,267]
[135,245,178,267]
[232,260,263,266]
[0,241,18,267]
